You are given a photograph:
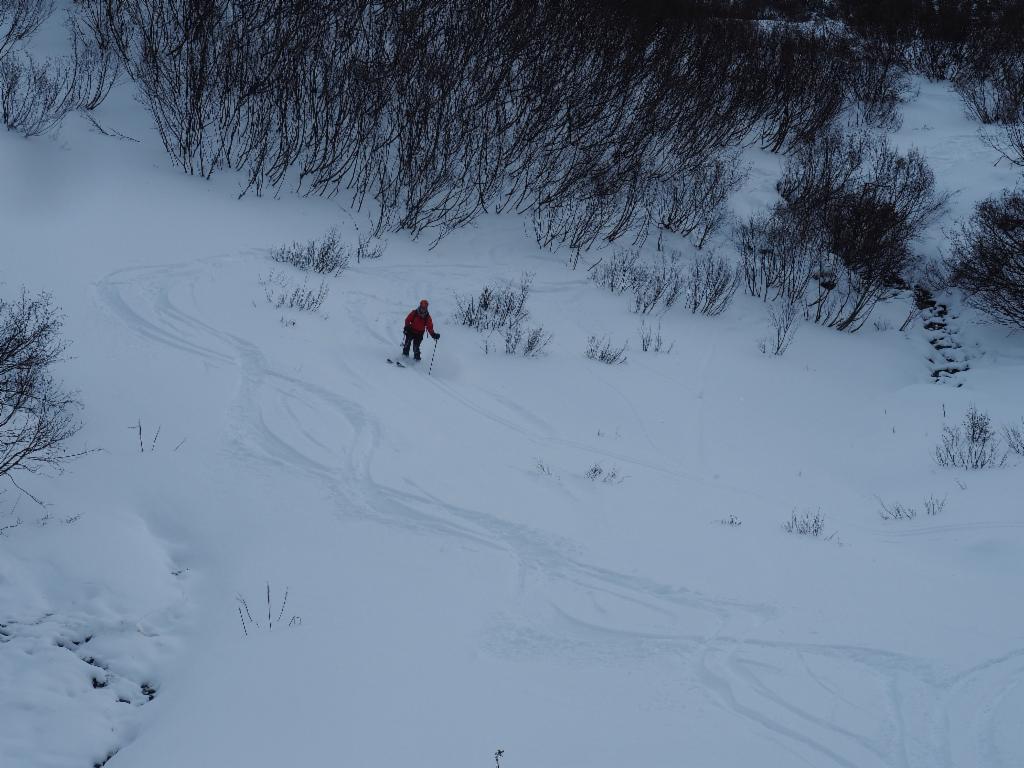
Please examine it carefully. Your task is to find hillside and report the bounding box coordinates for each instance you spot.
[2,4,1024,768]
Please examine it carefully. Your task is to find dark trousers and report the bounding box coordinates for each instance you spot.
[403,329,424,358]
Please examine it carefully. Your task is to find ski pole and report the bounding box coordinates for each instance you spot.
[428,337,439,376]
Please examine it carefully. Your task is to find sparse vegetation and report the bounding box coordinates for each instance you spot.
[877,498,917,521]
[0,52,81,136]
[585,463,621,484]
[638,320,672,353]
[783,509,825,537]
[923,494,947,516]
[455,273,551,357]
[934,405,1007,470]
[878,493,948,520]
[236,583,301,637]
[271,230,350,275]
[585,335,628,365]
[271,230,383,274]
[759,297,800,356]
[259,271,329,313]
[1005,420,1024,457]
[682,253,740,317]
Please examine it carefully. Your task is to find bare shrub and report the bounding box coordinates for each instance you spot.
[923,494,947,516]
[984,121,1024,169]
[0,52,81,136]
[585,463,620,483]
[236,582,300,637]
[517,326,551,358]
[0,0,53,59]
[69,11,120,112]
[656,151,747,248]
[877,498,917,521]
[1004,420,1024,456]
[260,271,329,313]
[0,288,82,482]
[457,274,530,332]
[591,250,684,314]
[759,297,800,356]
[683,253,739,316]
[456,273,549,357]
[846,35,912,130]
[630,255,685,315]
[638,320,672,353]
[585,335,628,365]
[718,514,742,526]
[591,250,640,295]
[271,230,350,275]
[743,131,947,333]
[934,405,1007,470]
[736,211,814,305]
[948,191,1024,330]
[354,233,384,263]
[782,509,824,537]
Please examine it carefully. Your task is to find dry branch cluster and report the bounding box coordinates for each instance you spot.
[87,0,920,252]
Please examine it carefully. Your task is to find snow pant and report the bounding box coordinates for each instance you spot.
[403,328,424,359]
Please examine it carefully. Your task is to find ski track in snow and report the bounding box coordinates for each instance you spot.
[94,256,1024,768]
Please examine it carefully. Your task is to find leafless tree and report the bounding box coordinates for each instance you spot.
[948,190,1024,329]
[0,289,81,484]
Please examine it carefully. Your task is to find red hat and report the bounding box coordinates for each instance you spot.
[419,299,429,307]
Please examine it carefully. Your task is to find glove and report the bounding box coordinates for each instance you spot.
[432,332,440,340]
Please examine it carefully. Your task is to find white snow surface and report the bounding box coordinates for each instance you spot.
[2,68,1023,768]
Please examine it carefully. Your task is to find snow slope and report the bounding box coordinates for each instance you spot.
[2,68,1023,768]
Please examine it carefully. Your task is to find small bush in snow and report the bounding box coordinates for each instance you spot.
[1005,420,1024,457]
[0,288,82,482]
[585,463,621,483]
[591,250,641,295]
[934,405,1007,470]
[236,583,301,636]
[718,515,742,526]
[590,250,684,314]
[260,271,329,313]
[638,320,672,353]
[783,509,825,537]
[271,229,350,275]
[585,335,628,365]
[923,494,947,516]
[682,253,740,316]
[759,297,800,356]
[877,498,916,521]
[456,272,551,357]
[630,254,685,314]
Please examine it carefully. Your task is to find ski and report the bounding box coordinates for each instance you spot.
[386,358,406,367]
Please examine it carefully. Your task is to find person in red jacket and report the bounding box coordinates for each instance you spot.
[403,299,440,360]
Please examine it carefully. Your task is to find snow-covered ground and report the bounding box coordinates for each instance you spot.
[2,56,1023,768]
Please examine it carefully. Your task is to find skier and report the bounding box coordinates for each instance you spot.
[403,299,440,360]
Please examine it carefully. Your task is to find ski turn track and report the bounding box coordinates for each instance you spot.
[94,256,1023,768]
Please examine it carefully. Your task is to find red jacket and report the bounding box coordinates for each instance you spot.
[405,309,435,336]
